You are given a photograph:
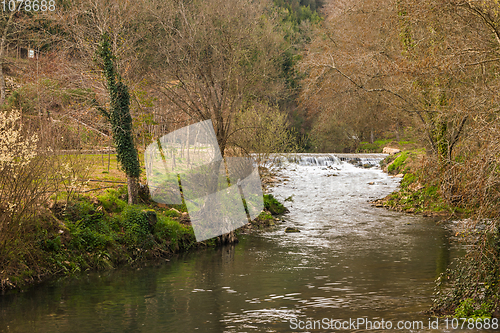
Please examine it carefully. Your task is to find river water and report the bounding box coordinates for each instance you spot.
[0,154,460,332]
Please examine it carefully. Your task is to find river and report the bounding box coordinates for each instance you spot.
[0,154,461,332]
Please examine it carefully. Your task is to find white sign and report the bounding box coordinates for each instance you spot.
[28,49,35,59]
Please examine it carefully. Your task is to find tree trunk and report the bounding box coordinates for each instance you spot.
[127,175,140,205]
[0,12,15,105]
[186,124,190,165]
[0,67,5,105]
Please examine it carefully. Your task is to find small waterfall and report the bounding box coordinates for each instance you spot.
[270,153,386,168]
[359,157,382,166]
[268,155,340,167]
[296,155,341,166]
[336,153,386,167]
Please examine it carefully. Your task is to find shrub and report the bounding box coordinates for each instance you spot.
[0,109,48,254]
[433,228,500,317]
[455,298,494,319]
[263,194,287,215]
[154,215,195,251]
[97,189,127,213]
[119,206,152,248]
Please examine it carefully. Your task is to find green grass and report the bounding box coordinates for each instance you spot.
[263,194,287,214]
[387,152,408,174]
[258,211,273,220]
[384,168,458,214]
[454,299,494,319]
[374,138,393,146]
[357,142,381,153]
[97,188,127,213]
[357,138,405,153]
[2,187,203,292]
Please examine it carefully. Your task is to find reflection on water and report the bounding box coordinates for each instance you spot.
[0,155,459,332]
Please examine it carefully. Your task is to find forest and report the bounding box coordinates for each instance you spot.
[1,0,500,319]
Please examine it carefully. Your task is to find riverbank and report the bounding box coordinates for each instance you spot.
[370,149,500,318]
[0,152,463,331]
[0,183,286,294]
[371,150,463,218]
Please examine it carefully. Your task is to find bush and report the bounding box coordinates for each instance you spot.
[154,215,195,251]
[0,109,49,257]
[41,235,62,252]
[432,227,500,317]
[455,298,494,319]
[263,194,287,215]
[119,206,153,248]
[97,189,127,213]
[71,227,114,252]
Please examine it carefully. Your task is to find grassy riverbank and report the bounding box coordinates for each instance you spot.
[373,149,500,318]
[1,184,286,294]
[373,150,459,218]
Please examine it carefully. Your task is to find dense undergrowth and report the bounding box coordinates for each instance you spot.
[1,185,286,293]
[1,187,195,292]
[376,151,454,216]
[376,150,500,318]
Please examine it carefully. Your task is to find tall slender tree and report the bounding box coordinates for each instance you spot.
[96,33,141,204]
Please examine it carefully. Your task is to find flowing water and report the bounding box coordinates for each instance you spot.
[0,154,461,332]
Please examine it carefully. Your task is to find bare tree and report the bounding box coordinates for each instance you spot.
[299,0,500,158]
[145,0,287,156]
[299,0,412,152]
[0,7,46,105]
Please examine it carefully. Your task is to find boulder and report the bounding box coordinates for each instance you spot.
[383,147,401,155]
[285,227,300,233]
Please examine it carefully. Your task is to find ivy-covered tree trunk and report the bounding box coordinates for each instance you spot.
[97,34,141,205]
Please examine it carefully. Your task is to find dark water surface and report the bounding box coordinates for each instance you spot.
[0,155,460,332]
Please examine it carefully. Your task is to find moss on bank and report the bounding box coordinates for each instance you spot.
[1,188,197,292]
[374,150,457,217]
[1,189,287,293]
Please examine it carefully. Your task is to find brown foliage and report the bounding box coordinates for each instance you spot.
[145,0,287,155]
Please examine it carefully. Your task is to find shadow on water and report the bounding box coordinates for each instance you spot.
[0,154,461,332]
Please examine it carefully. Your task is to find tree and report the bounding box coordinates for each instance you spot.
[0,10,16,105]
[50,0,155,204]
[299,0,412,152]
[299,0,500,159]
[144,0,288,156]
[96,34,141,205]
